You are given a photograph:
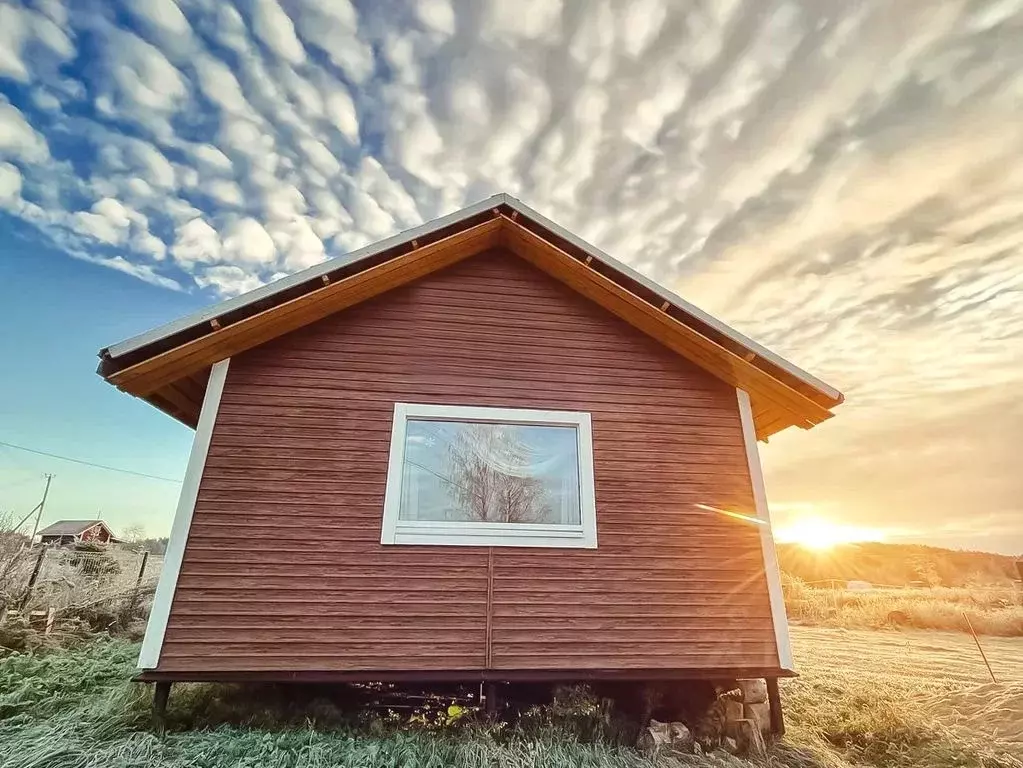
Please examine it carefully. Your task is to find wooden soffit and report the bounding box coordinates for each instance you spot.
[101,208,839,439]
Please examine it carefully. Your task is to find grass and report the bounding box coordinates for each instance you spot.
[0,642,683,768]
[783,577,1023,636]
[783,626,1023,767]
[779,659,1018,767]
[1,634,1020,768]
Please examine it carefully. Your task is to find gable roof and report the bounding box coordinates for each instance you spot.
[97,194,843,440]
[37,520,106,537]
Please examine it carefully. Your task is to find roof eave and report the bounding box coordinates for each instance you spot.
[97,194,842,429]
[102,195,509,362]
[501,196,843,406]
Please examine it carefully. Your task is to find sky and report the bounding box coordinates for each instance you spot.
[0,0,1021,554]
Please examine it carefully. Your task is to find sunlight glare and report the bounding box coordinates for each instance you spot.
[774,517,886,550]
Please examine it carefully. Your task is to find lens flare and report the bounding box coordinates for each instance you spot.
[774,517,886,550]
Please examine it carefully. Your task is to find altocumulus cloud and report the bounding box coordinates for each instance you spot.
[1,0,1022,551]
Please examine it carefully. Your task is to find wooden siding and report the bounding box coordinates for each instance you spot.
[157,249,778,675]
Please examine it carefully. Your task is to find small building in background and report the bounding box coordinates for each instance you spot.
[36,520,122,547]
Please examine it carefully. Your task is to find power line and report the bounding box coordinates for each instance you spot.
[0,441,182,484]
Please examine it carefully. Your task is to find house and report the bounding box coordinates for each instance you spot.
[96,194,843,730]
[36,520,121,546]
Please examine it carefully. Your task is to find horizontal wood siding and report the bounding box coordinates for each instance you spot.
[158,249,777,674]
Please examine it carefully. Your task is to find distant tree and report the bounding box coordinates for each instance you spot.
[136,537,169,555]
[122,524,146,543]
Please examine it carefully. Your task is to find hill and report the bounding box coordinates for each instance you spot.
[777,541,1020,587]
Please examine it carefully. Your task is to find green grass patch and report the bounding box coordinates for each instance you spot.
[0,641,664,768]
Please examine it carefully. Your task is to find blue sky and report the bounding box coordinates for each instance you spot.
[1,0,1021,553]
[1,213,200,533]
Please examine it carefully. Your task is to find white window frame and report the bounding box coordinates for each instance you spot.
[381,403,597,548]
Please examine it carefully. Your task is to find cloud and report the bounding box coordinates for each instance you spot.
[268,215,324,271]
[78,254,181,291]
[124,0,194,57]
[481,0,563,42]
[291,0,373,82]
[323,85,360,144]
[416,0,455,36]
[170,217,221,266]
[0,161,22,203]
[193,53,251,115]
[0,99,49,162]
[194,264,265,296]
[207,178,244,207]
[1,0,1022,551]
[222,217,276,264]
[90,25,190,140]
[250,0,306,65]
[0,3,74,83]
[187,143,234,174]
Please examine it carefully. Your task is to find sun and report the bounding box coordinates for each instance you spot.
[774,516,884,550]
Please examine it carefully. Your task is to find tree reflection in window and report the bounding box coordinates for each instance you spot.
[399,420,581,525]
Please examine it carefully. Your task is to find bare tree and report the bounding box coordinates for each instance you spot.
[0,512,33,610]
[122,524,146,544]
[446,425,553,523]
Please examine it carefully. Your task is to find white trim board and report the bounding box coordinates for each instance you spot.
[380,402,598,549]
[736,388,794,672]
[137,358,231,670]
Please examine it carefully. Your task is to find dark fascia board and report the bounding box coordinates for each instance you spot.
[97,193,841,406]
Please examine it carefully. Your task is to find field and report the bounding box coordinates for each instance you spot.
[783,626,1023,766]
[0,626,1020,768]
[777,540,1023,638]
[784,580,1023,636]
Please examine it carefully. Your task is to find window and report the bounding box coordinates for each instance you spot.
[381,403,597,548]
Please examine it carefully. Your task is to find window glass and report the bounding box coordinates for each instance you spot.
[399,419,581,525]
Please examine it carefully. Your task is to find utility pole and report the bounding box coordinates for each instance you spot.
[28,474,53,543]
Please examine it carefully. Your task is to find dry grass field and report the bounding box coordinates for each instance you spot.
[0,624,1020,767]
[782,626,1023,767]
[784,578,1023,636]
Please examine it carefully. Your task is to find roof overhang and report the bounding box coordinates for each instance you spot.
[37,520,109,537]
[97,194,843,439]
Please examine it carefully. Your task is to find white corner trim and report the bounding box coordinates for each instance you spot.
[380,402,598,549]
[137,359,231,669]
[736,388,794,672]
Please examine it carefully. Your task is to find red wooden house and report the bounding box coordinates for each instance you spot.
[36,520,120,546]
[97,194,842,726]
